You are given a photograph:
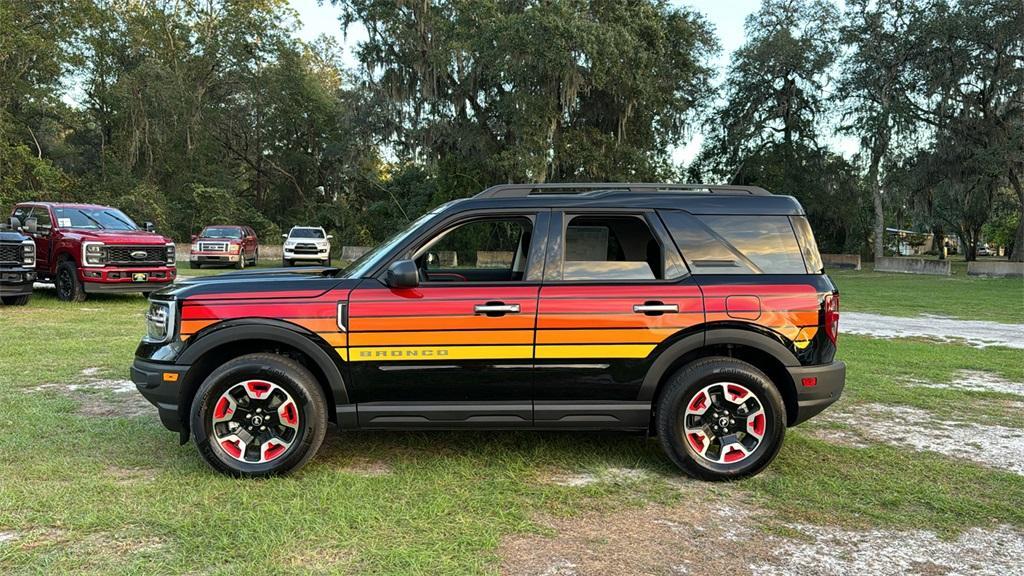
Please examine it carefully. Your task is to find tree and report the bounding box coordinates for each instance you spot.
[336,0,718,193]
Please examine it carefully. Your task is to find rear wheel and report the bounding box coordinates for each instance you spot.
[1,294,30,305]
[190,353,327,477]
[56,259,87,302]
[655,357,785,481]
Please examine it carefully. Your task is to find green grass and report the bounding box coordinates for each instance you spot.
[177,259,348,277]
[829,268,1024,323]
[1,276,1023,573]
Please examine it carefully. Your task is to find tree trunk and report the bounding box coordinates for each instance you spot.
[868,151,885,262]
[1008,168,1024,262]
[931,224,945,259]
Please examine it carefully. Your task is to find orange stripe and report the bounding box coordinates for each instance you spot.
[319,332,347,347]
[537,313,700,330]
[289,318,341,333]
[536,328,679,344]
[180,319,217,334]
[349,330,534,346]
[350,315,535,331]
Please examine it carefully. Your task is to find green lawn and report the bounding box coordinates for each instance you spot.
[1,273,1022,574]
[829,268,1024,323]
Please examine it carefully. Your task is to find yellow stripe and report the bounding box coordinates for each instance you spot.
[536,344,655,359]
[334,348,348,361]
[348,345,533,362]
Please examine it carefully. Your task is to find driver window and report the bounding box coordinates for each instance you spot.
[29,207,52,230]
[416,217,533,283]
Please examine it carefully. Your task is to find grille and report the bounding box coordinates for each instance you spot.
[293,243,320,254]
[199,241,227,252]
[0,243,22,264]
[106,245,167,266]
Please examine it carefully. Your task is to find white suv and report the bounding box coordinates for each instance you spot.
[281,226,332,266]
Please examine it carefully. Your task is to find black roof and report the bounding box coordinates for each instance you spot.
[441,183,804,216]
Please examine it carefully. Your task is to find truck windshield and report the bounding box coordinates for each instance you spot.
[290,228,325,239]
[54,207,138,231]
[340,210,441,278]
[201,227,243,239]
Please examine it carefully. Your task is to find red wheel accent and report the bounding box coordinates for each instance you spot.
[279,401,298,426]
[263,442,286,461]
[687,432,705,452]
[246,380,272,398]
[221,439,242,458]
[723,447,746,463]
[750,413,765,436]
[727,384,749,401]
[689,391,708,412]
[214,397,232,420]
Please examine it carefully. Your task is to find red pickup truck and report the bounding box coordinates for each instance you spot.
[11,202,176,301]
[188,225,259,269]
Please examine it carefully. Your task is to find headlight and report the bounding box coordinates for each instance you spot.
[166,243,176,265]
[190,243,200,251]
[144,300,176,343]
[83,241,106,267]
[227,243,241,254]
[22,239,35,267]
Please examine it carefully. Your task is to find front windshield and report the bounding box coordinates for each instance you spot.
[201,227,243,239]
[290,228,325,239]
[54,207,138,231]
[340,210,441,278]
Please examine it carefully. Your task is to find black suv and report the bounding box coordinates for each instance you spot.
[132,183,845,480]
[0,217,37,305]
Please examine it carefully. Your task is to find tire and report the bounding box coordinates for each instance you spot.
[190,262,201,269]
[56,259,87,302]
[1,294,30,305]
[141,292,152,299]
[321,259,329,266]
[655,356,786,481]
[190,353,328,478]
[251,249,259,266]
[282,259,292,267]
[235,255,245,270]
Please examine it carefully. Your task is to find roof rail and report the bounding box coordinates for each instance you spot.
[474,182,771,198]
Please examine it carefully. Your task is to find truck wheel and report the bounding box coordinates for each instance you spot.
[235,256,245,270]
[190,353,327,477]
[655,357,786,481]
[1,294,30,305]
[250,249,259,266]
[190,262,201,269]
[56,260,87,302]
[282,259,292,267]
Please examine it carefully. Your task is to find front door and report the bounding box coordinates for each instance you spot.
[347,211,549,428]
[533,210,703,429]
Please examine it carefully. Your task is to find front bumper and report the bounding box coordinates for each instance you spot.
[284,251,329,261]
[190,252,240,263]
[132,357,190,432]
[787,360,846,426]
[81,267,176,293]
[0,268,36,296]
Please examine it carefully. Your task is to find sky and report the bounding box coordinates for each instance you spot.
[288,0,857,166]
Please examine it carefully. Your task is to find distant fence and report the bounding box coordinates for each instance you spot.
[967,261,1024,278]
[821,254,861,270]
[874,257,951,276]
[340,246,371,261]
[476,251,514,268]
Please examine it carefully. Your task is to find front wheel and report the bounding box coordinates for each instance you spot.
[282,259,292,267]
[1,294,30,305]
[655,357,786,481]
[190,353,327,477]
[56,260,87,302]
[235,255,245,269]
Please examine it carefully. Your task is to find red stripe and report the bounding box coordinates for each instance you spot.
[351,299,538,317]
[181,302,337,320]
[699,284,816,297]
[186,289,331,301]
[540,285,702,298]
[350,286,539,301]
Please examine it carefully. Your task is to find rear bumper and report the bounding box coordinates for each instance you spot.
[787,360,846,426]
[131,357,190,431]
[0,268,35,296]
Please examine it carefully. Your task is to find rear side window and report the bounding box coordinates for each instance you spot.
[660,211,809,274]
[790,216,824,273]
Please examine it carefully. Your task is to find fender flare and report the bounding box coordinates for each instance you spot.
[177,319,349,405]
[638,325,799,401]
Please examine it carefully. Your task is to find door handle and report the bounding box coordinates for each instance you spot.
[633,302,679,315]
[474,303,521,315]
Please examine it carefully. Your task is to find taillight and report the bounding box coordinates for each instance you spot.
[824,293,839,344]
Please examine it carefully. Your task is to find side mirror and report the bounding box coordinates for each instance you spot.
[281,234,288,239]
[190,234,198,242]
[10,217,22,230]
[144,221,155,232]
[326,234,334,240]
[24,217,37,234]
[385,260,419,289]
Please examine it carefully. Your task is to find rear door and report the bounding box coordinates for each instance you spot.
[533,209,703,428]
[346,210,549,428]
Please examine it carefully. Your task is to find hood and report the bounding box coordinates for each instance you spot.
[73,229,171,245]
[155,266,360,301]
[0,230,29,243]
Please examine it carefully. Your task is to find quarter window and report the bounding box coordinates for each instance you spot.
[660,211,808,274]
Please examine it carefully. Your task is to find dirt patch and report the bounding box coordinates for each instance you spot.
[500,486,773,576]
[0,531,19,545]
[905,370,1024,397]
[340,457,393,477]
[753,524,1024,576]
[540,467,651,487]
[799,426,872,448]
[821,403,1024,475]
[26,376,153,419]
[842,312,1024,349]
[106,465,158,484]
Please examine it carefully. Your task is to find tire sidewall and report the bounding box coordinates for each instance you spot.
[190,355,326,477]
[658,358,786,480]
[56,260,84,302]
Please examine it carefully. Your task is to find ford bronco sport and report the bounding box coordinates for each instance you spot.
[0,217,37,305]
[132,183,844,480]
[12,202,176,301]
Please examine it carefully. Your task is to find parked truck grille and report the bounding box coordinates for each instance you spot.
[0,243,21,264]
[293,243,319,254]
[106,246,167,266]
[199,241,227,252]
